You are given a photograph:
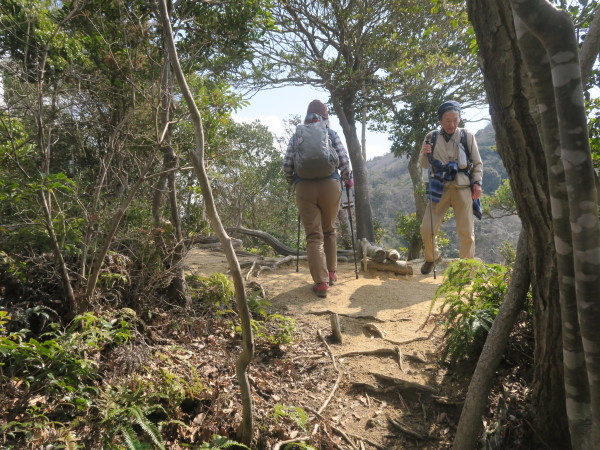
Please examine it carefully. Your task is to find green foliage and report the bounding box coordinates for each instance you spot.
[198,435,251,449]
[187,272,235,312]
[395,212,421,248]
[588,97,599,167]
[283,443,318,450]
[235,313,297,346]
[0,173,84,254]
[99,385,166,450]
[0,0,88,81]
[0,310,134,395]
[0,309,140,445]
[482,179,516,217]
[247,293,272,317]
[372,217,386,246]
[272,404,309,432]
[431,259,509,365]
[498,240,516,266]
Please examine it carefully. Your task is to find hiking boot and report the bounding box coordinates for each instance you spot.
[420,261,434,275]
[312,282,329,298]
[328,271,337,286]
[421,257,442,275]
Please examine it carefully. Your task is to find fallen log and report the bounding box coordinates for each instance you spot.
[386,249,400,261]
[364,259,413,275]
[365,242,386,263]
[227,226,300,255]
[196,238,242,249]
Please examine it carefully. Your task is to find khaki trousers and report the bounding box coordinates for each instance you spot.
[296,178,342,284]
[420,183,475,262]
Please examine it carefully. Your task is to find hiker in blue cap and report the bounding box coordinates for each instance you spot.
[418,100,483,275]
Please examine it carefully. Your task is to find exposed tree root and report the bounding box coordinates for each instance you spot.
[316,328,343,414]
[370,372,437,394]
[308,310,385,323]
[362,323,385,338]
[338,347,402,369]
[307,407,387,450]
[387,415,437,441]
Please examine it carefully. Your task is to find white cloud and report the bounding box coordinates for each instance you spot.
[233,114,288,138]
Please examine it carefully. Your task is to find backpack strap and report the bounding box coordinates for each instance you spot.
[429,130,438,163]
[460,129,471,161]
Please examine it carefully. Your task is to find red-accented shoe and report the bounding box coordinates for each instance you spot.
[312,282,329,298]
[328,271,337,286]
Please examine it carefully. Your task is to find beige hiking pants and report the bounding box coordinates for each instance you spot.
[420,183,475,262]
[295,178,342,285]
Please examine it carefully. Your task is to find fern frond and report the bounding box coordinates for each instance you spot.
[131,405,165,450]
[208,434,251,448]
[119,424,141,450]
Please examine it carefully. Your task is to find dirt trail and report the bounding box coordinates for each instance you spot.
[185,249,462,448]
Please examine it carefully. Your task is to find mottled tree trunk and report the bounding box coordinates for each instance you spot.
[510,2,600,447]
[466,0,569,447]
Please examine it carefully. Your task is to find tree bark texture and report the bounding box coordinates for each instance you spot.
[39,191,76,313]
[364,259,412,276]
[331,95,376,242]
[466,0,569,447]
[453,231,529,450]
[408,150,425,260]
[157,27,189,307]
[510,2,600,447]
[157,1,255,444]
[227,226,304,256]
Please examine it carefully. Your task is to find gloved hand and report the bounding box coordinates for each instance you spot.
[344,179,354,189]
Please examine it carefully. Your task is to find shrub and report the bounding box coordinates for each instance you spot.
[431,259,509,365]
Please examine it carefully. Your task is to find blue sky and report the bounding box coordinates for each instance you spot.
[233,85,491,160]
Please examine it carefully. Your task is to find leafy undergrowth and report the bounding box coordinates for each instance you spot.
[0,267,537,449]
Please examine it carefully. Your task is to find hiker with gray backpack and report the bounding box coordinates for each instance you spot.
[419,100,483,276]
[282,100,353,298]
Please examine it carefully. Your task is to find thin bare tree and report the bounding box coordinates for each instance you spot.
[156,0,255,444]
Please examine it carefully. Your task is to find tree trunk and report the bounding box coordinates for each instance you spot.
[510,2,600,447]
[330,95,376,243]
[466,0,569,446]
[85,156,156,306]
[157,1,255,444]
[453,231,529,449]
[407,149,425,259]
[156,28,189,307]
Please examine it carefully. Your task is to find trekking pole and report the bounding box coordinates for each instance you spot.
[426,139,437,280]
[345,183,359,279]
[296,215,301,273]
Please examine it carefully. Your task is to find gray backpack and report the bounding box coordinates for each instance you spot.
[293,115,339,179]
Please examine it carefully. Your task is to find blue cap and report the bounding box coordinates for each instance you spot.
[437,101,461,120]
